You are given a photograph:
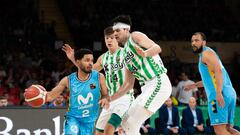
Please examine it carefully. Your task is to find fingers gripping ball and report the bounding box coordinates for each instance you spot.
[24,85,47,107]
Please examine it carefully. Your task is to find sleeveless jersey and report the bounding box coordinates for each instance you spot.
[198,46,236,100]
[66,70,101,122]
[102,48,128,96]
[123,34,167,86]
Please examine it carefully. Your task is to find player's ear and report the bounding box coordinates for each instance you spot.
[75,59,81,65]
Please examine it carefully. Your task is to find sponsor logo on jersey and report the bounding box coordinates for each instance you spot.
[90,83,96,89]
[77,92,93,105]
[124,51,134,64]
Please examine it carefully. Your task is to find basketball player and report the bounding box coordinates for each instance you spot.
[108,15,172,135]
[45,49,109,135]
[62,26,134,135]
[184,32,240,135]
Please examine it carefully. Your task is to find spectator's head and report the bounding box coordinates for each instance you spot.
[188,97,197,109]
[165,97,173,107]
[54,95,64,105]
[74,49,93,73]
[191,32,206,54]
[112,15,132,46]
[104,26,118,51]
[179,72,189,81]
[0,96,8,107]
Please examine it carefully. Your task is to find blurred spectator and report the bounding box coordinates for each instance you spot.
[0,96,8,107]
[48,95,66,107]
[197,88,208,106]
[176,72,198,106]
[156,97,186,135]
[140,118,156,135]
[171,78,178,98]
[170,95,178,106]
[181,97,211,135]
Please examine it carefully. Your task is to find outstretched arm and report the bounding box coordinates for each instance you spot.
[184,81,203,91]
[46,76,68,102]
[110,69,135,101]
[131,32,161,57]
[62,44,77,66]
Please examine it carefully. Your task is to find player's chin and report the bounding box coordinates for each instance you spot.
[84,69,92,73]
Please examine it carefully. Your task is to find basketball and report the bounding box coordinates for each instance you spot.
[24,85,47,107]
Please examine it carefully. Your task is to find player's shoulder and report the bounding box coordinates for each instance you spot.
[92,70,99,74]
[131,31,147,38]
[202,49,216,61]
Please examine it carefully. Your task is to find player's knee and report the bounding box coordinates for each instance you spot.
[107,113,122,129]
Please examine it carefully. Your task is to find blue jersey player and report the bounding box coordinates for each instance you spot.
[45,49,109,135]
[185,32,239,135]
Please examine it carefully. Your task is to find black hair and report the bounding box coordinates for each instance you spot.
[74,49,93,60]
[193,32,206,41]
[0,96,7,100]
[104,26,114,36]
[112,15,132,27]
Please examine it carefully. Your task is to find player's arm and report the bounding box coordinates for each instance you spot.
[202,51,223,94]
[46,76,68,102]
[98,73,109,108]
[184,81,203,91]
[99,73,109,99]
[110,69,135,101]
[131,32,161,57]
[202,50,224,107]
[62,44,78,66]
[93,55,103,71]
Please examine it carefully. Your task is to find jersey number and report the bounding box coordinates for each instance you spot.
[110,74,118,82]
[82,109,90,117]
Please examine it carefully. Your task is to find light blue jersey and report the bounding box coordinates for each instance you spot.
[198,46,236,125]
[64,70,101,135]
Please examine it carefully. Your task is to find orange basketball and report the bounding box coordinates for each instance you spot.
[24,85,47,107]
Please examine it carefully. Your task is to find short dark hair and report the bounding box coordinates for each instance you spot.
[112,15,132,27]
[0,96,7,100]
[104,26,114,36]
[74,49,93,60]
[193,32,206,41]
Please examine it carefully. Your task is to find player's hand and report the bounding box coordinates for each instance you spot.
[135,45,146,57]
[98,98,109,109]
[196,124,204,131]
[142,127,148,133]
[216,92,225,107]
[145,124,150,128]
[170,127,178,134]
[62,44,75,61]
[184,84,196,91]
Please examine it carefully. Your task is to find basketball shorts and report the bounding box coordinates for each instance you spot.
[64,115,95,135]
[133,73,172,113]
[208,90,236,125]
[95,93,133,130]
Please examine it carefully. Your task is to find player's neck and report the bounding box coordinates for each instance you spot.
[122,33,130,45]
[77,70,90,81]
[109,47,119,54]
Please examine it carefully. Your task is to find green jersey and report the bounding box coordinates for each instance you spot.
[102,48,126,96]
[123,35,167,86]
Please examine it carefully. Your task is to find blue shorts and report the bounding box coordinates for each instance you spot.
[208,94,236,125]
[64,115,95,135]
